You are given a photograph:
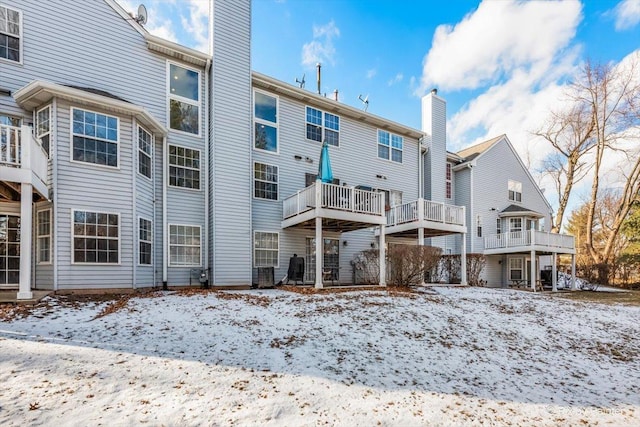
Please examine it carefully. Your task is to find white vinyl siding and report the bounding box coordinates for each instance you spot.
[139,217,152,265]
[169,224,201,267]
[37,209,51,264]
[0,4,21,63]
[306,106,339,146]
[254,231,279,268]
[254,90,278,153]
[254,162,278,200]
[71,108,119,168]
[168,62,201,135]
[137,126,152,179]
[169,144,200,190]
[72,210,120,264]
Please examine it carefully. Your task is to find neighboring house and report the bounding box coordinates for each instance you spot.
[0,0,573,299]
[450,135,576,289]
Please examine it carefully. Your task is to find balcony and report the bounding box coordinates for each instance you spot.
[282,182,386,231]
[484,230,575,255]
[381,198,467,237]
[0,124,49,198]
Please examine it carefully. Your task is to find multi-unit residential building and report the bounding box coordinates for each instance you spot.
[0,0,575,300]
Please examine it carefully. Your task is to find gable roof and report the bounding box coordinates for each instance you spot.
[456,134,505,161]
[499,204,544,218]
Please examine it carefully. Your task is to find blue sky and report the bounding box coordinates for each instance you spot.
[117,0,640,212]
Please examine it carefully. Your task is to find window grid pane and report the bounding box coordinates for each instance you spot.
[254,232,279,267]
[73,210,119,264]
[0,6,20,62]
[138,127,152,178]
[37,210,51,263]
[72,109,118,167]
[254,163,278,200]
[305,107,339,146]
[139,218,152,265]
[169,225,201,266]
[169,145,200,189]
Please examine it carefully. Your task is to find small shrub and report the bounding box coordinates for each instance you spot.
[386,245,442,287]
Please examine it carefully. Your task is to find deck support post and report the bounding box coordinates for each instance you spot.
[460,233,467,286]
[18,183,33,300]
[571,254,576,290]
[315,217,323,289]
[551,252,557,292]
[379,224,386,287]
[530,249,536,291]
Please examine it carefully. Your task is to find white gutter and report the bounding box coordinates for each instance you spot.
[132,117,137,290]
[52,98,58,292]
[470,164,474,253]
[162,136,168,289]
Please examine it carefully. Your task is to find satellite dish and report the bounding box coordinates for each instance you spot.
[136,4,148,25]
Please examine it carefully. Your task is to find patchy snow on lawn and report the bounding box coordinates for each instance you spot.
[0,287,639,426]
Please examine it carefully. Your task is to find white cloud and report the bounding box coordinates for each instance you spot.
[387,73,403,86]
[418,0,582,92]
[366,68,377,79]
[301,20,340,67]
[180,0,210,53]
[613,0,640,30]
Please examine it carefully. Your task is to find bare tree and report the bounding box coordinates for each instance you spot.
[534,103,595,232]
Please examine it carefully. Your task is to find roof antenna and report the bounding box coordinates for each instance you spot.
[295,73,306,89]
[316,63,322,95]
[358,94,369,112]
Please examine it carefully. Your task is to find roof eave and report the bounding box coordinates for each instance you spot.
[145,34,210,68]
[14,80,167,137]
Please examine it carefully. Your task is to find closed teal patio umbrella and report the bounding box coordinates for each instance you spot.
[318,140,334,183]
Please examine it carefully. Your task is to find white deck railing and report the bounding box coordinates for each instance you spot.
[283,182,384,219]
[1,124,49,184]
[386,198,466,227]
[484,230,575,250]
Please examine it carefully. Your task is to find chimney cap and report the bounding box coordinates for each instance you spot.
[431,88,438,95]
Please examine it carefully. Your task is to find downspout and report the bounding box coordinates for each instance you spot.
[469,164,474,253]
[152,134,157,289]
[162,136,168,290]
[203,58,211,285]
[132,117,137,290]
[52,98,58,292]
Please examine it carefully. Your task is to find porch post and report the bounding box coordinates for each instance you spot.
[571,254,576,290]
[530,249,536,291]
[460,233,467,286]
[18,183,33,300]
[315,216,323,289]
[379,224,386,287]
[551,252,557,292]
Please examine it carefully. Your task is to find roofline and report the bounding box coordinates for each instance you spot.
[251,71,425,141]
[14,80,167,137]
[104,0,210,68]
[457,134,505,163]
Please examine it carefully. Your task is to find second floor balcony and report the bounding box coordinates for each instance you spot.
[1,124,49,199]
[382,198,467,237]
[282,182,386,231]
[484,230,575,255]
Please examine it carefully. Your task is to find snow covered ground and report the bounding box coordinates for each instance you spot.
[1,287,639,426]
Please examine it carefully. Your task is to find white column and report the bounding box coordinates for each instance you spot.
[551,253,557,292]
[379,224,386,287]
[460,233,467,286]
[418,228,425,285]
[315,216,323,289]
[571,254,576,290]
[530,250,536,291]
[18,183,33,300]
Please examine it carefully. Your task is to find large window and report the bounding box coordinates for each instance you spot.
[169,145,200,189]
[169,224,201,266]
[306,107,339,146]
[72,108,118,167]
[254,162,278,200]
[168,63,200,135]
[139,218,152,265]
[37,209,51,264]
[254,91,278,153]
[508,179,522,202]
[377,130,403,163]
[0,5,21,63]
[446,163,452,199]
[36,106,51,156]
[138,126,152,179]
[72,210,119,264]
[254,231,279,268]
